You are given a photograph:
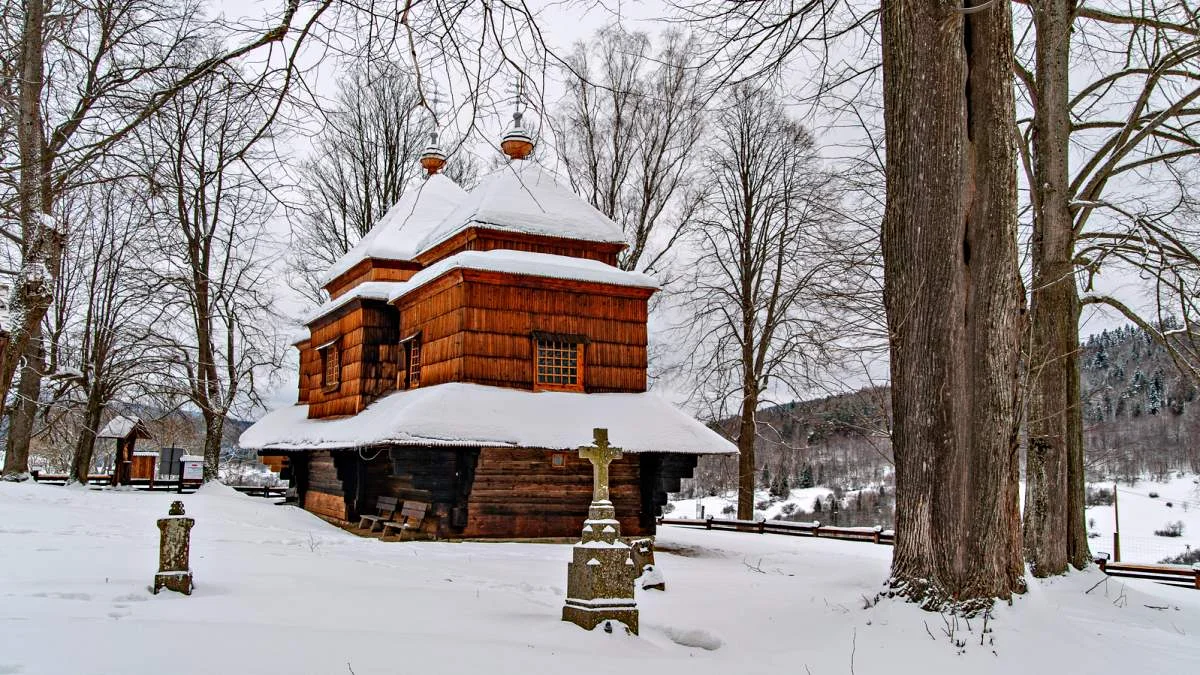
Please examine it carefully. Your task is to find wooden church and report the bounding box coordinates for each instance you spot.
[240,115,736,539]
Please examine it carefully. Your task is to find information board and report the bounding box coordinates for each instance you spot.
[181,460,204,481]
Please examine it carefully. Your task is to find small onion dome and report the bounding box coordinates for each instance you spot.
[419,133,447,175]
[500,111,535,160]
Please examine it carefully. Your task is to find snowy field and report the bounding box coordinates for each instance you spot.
[1,482,1198,675]
[1086,474,1200,563]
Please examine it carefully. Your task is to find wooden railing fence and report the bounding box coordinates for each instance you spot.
[657,516,1199,590]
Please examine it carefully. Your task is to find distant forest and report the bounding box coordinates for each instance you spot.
[679,324,1200,522]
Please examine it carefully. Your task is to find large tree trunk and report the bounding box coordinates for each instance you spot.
[881,0,1025,610]
[1024,0,1090,575]
[69,380,106,484]
[736,383,757,520]
[3,333,45,479]
[1,0,64,474]
[202,411,225,482]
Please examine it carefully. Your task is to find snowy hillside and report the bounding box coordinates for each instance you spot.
[1086,474,1200,564]
[671,486,835,521]
[1,482,1197,674]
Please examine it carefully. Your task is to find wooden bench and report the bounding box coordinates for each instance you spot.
[381,500,430,540]
[357,496,399,532]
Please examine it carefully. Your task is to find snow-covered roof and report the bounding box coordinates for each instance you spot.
[413,162,627,256]
[305,281,408,326]
[388,250,656,304]
[97,415,147,440]
[239,382,736,455]
[320,175,467,285]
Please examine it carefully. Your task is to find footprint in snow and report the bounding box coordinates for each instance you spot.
[113,593,147,603]
[0,664,23,674]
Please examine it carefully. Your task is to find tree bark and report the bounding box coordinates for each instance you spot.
[3,333,44,480]
[1,0,60,481]
[70,379,106,484]
[1024,0,1090,575]
[736,382,758,520]
[882,0,1025,610]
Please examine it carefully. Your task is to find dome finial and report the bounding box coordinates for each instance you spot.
[501,110,534,161]
[501,74,534,161]
[420,130,447,176]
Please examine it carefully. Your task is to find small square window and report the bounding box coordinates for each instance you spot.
[551,452,567,468]
[534,336,584,391]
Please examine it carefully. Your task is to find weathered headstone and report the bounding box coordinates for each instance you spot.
[629,538,665,591]
[562,428,639,634]
[153,501,195,595]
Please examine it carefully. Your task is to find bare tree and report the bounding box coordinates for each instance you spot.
[1013,0,1200,575]
[138,68,286,481]
[676,85,841,521]
[0,0,330,480]
[288,58,478,304]
[64,182,162,482]
[881,0,1025,610]
[553,26,707,274]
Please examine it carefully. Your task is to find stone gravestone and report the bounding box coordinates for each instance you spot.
[562,428,639,634]
[153,501,195,595]
[629,538,665,591]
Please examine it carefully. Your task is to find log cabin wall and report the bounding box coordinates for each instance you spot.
[287,446,694,539]
[303,450,348,522]
[305,300,401,419]
[416,228,622,267]
[461,448,649,538]
[397,270,651,393]
[325,259,422,299]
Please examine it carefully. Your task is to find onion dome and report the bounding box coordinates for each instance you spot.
[420,132,447,176]
[500,111,535,161]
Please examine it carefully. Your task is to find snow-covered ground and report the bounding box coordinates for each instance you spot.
[1,481,1198,675]
[1086,474,1200,563]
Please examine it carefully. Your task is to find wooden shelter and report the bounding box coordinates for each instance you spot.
[98,416,154,485]
[243,121,736,539]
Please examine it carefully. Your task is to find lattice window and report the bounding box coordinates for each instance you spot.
[320,344,340,390]
[535,338,583,391]
[404,336,422,389]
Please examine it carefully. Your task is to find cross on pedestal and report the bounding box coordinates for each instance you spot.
[563,427,639,635]
[578,428,623,503]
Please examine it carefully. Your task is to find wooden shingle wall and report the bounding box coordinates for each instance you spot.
[416,228,622,267]
[396,270,651,393]
[304,301,400,419]
[325,258,422,299]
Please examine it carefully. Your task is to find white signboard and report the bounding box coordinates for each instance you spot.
[181,460,204,481]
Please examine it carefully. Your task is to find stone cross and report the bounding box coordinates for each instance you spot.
[578,428,622,503]
[563,427,639,635]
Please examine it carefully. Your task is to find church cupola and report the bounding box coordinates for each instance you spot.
[500,111,534,161]
[419,132,447,176]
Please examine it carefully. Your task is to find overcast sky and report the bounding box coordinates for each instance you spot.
[249,0,1150,414]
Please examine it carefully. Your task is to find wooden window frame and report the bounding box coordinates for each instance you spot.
[401,332,422,390]
[550,452,568,468]
[532,332,587,392]
[318,340,340,392]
